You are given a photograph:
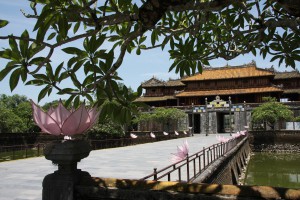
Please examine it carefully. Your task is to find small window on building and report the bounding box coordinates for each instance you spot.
[280,98,290,103]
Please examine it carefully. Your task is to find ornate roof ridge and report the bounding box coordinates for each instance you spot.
[141,76,166,87]
[203,61,262,71]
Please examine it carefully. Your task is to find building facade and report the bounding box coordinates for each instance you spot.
[135,62,300,134]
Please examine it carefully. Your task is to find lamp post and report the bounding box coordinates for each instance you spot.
[188,126,193,137]
[191,103,194,136]
[229,96,232,136]
[205,98,209,136]
[243,101,247,129]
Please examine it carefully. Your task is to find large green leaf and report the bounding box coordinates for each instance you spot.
[19,30,29,58]
[8,38,21,59]
[45,63,54,81]
[73,22,80,34]
[58,14,68,39]
[0,62,18,81]
[33,9,54,31]
[38,86,51,102]
[62,47,84,55]
[29,57,46,65]
[36,13,56,42]
[54,62,64,79]
[0,19,8,28]
[28,43,45,58]
[25,79,45,86]
[9,69,21,91]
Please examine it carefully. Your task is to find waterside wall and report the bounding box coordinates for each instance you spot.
[249,130,300,152]
[76,177,300,200]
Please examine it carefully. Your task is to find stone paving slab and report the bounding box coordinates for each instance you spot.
[0,134,229,200]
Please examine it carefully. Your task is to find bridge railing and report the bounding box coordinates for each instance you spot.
[0,143,46,162]
[141,135,246,182]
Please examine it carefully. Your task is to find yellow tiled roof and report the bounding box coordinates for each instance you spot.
[134,96,176,102]
[165,80,185,87]
[274,71,300,79]
[175,87,282,97]
[283,89,300,94]
[183,65,274,81]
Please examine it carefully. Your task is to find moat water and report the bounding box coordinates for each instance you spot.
[244,152,300,188]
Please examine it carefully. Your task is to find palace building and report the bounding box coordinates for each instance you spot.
[135,62,300,134]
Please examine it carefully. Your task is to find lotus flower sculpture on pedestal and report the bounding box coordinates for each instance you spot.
[31,100,101,200]
[31,100,100,137]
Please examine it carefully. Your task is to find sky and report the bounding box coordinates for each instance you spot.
[0,1,298,105]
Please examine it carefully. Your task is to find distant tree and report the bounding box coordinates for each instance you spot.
[42,100,61,111]
[0,94,39,133]
[0,94,28,109]
[0,102,25,133]
[134,107,186,131]
[251,97,293,130]
[152,107,187,126]
[294,116,300,122]
[14,101,38,132]
[87,116,124,139]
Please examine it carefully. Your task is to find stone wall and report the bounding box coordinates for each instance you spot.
[76,177,300,200]
[249,130,300,152]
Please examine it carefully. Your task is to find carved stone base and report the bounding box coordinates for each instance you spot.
[42,140,93,200]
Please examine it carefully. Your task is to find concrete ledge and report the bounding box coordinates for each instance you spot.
[77,177,300,200]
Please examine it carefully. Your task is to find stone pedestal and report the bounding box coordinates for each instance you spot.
[42,140,93,200]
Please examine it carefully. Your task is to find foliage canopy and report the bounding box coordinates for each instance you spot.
[0,0,300,122]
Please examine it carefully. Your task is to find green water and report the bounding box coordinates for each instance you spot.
[244,152,300,188]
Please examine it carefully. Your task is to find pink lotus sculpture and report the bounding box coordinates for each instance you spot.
[130,133,138,138]
[31,100,100,136]
[240,130,247,135]
[171,140,189,163]
[216,135,229,143]
[232,132,242,138]
[150,132,156,138]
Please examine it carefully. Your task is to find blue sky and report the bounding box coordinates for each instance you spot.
[0,1,297,105]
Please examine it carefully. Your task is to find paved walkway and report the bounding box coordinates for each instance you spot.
[0,134,230,200]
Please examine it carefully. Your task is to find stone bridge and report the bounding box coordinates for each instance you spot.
[192,136,250,185]
[1,133,300,200]
[75,135,300,200]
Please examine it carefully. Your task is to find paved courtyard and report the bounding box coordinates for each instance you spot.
[0,134,229,200]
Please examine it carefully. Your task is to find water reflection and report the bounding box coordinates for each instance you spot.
[244,152,300,188]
